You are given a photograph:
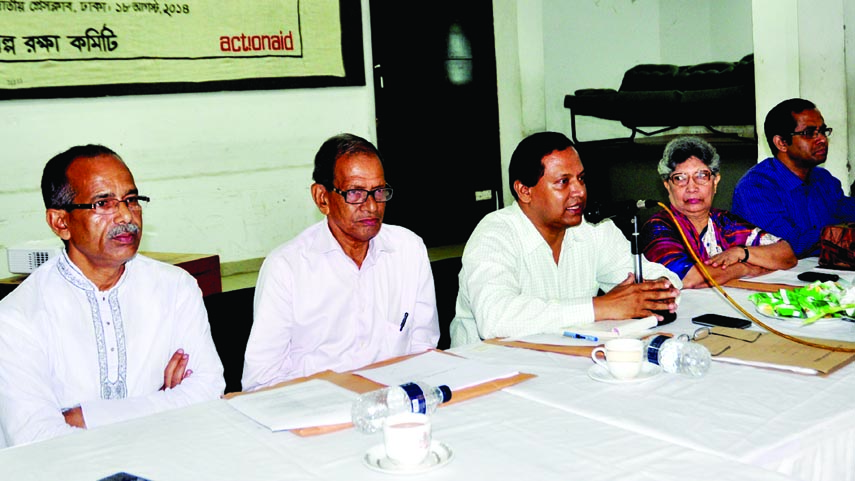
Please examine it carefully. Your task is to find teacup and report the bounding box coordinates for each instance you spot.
[383,412,432,466]
[590,338,644,380]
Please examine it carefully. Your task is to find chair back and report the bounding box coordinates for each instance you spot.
[430,257,462,350]
[204,287,255,394]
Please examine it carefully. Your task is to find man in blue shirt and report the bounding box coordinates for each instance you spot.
[732,98,855,257]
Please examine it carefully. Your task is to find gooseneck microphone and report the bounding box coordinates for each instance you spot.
[583,199,659,224]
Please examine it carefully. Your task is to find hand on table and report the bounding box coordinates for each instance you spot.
[593,273,679,322]
[161,348,192,391]
[62,406,86,429]
[706,247,749,269]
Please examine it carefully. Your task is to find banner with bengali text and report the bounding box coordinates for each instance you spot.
[0,0,352,95]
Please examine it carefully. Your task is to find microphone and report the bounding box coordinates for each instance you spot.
[584,199,658,224]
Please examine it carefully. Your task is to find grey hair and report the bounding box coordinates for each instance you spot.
[657,136,720,180]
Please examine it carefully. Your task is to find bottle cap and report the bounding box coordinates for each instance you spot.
[438,385,452,403]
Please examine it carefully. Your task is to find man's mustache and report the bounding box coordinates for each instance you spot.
[108,223,140,238]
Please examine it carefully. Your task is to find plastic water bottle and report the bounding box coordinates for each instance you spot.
[644,335,711,377]
[352,382,452,434]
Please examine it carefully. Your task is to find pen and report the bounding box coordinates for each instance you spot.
[399,312,409,331]
[562,331,598,342]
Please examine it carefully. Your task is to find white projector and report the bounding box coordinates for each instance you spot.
[7,240,63,274]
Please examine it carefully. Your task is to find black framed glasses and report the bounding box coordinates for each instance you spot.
[63,195,150,215]
[668,170,714,187]
[791,126,832,139]
[331,186,393,204]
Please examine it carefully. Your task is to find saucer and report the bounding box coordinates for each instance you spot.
[588,362,662,384]
[363,440,453,475]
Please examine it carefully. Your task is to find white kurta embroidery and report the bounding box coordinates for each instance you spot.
[0,251,225,446]
[56,253,128,400]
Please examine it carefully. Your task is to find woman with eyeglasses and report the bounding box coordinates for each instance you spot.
[640,136,797,288]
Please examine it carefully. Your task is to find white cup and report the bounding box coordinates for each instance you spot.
[590,338,644,380]
[383,412,432,466]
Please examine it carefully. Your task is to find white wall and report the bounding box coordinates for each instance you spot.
[847,0,855,185]
[542,0,662,140]
[492,0,527,206]
[660,1,712,64]
[543,0,753,141]
[2,1,852,278]
[661,0,754,63]
[710,0,754,60]
[795,0,848,185]
[752,0,850,187]
[0,1,377,279]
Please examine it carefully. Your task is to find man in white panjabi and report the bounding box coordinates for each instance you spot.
[0,145,224,447]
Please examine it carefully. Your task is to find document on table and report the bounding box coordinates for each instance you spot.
[696,326,855,375]
[507,333,599,347]
[354,350,519,391]
[227,379,359,431]
[506,317,657,345]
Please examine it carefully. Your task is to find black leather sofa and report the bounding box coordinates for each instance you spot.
[564,54,755,142]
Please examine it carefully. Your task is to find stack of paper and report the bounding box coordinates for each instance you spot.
[227,379,358,431]
[226,351,524,433]
[353,350,520,391]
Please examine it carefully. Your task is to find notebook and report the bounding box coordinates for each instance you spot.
[562,316,658,340]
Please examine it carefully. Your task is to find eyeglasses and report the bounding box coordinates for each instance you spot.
[63,195,150,215]
[668,170,714,187]
[791,126,832,139]
[331,186,394,204]
[677,327,711,343]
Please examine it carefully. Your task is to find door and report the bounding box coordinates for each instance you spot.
[369,0,503,247]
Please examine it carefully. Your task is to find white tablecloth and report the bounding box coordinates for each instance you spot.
[452,280,855,481]
[0,393,798,481]
[3,264,849,480]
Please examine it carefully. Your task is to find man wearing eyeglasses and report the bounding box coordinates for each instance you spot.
[0,145,224,446]
[241,134,438,391]
[732,98,855,257]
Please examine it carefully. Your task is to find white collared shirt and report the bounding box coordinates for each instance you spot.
[242,221,439,391]
[450,203,682,346]
[0,252,225,447]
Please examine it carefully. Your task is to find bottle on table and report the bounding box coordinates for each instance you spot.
[644,335,711,377]
[352,382,453,434]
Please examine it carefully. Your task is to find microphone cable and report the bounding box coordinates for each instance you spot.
[658,201,855,353]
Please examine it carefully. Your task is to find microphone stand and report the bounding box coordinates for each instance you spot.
[631,211,676,326]
[631,214,643,283]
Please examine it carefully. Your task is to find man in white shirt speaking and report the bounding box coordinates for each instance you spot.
[242,134,439,391]
[0,145,224,447]
[450,132,682,347]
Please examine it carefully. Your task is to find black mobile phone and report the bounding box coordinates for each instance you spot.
[797,272,840,283]
[692,314,752,329]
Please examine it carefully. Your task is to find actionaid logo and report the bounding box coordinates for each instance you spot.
[220,30,294,52]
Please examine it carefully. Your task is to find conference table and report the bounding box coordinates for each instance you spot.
[1,261,853,481]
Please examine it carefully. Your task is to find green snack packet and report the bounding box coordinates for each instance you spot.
[748,281,849,321]
[774,304,803,318]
